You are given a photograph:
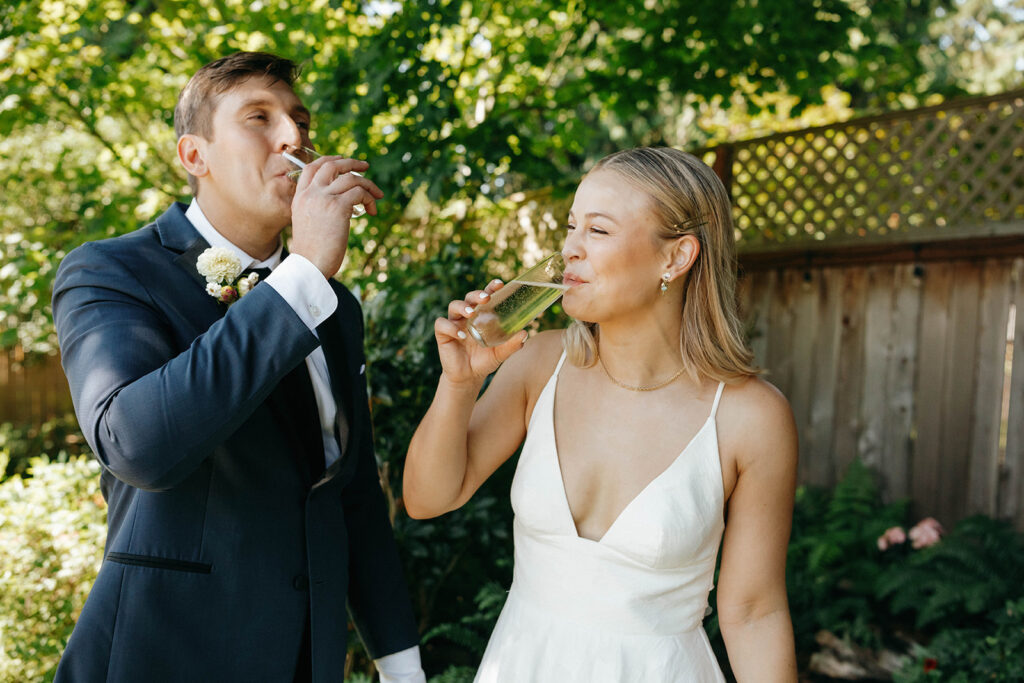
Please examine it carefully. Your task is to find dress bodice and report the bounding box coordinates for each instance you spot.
[509,352,727,636]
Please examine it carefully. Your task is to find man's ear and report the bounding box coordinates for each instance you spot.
[664,234,700,283]
[177,134,209,179]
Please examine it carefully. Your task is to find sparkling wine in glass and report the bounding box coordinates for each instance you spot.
[466,253,567,347]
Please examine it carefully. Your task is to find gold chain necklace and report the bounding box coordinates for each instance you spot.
[598,355,686,392]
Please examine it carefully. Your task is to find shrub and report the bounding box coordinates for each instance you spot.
[877,515,1024,631]
[0,456,106,682]
[893,598,1024,683]
[785,459,908,652]
[1,413,90,481]
[362,244,528,671]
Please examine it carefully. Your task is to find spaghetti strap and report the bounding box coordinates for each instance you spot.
[709,381,726,419]
[552,350,568,377]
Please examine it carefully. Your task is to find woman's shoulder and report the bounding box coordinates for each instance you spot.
[722,375,791,414]
[718,376,797,458]
[496,329,565,389]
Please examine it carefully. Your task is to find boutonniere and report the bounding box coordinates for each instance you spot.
[196,247,261,305]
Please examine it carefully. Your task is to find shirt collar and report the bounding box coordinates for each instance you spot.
[185,198,284,271]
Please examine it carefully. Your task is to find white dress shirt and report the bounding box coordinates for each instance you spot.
[185,200,424,682]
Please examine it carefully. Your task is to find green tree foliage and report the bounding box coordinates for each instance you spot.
[1,0,985,353]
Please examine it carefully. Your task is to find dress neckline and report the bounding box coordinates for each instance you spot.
[547,352,725,544]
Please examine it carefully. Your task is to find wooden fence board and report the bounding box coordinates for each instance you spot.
[880,264,921,500]
[787,270,820,485]
[912,262,953,520]
[859,266,896,475]
[832,268,868,478]
[934,262,982,524]
[739,269,774,369]
[1000,259,1024,527]
[765,270,798,397]
[805,268,844,487]
[968,260,1013,516]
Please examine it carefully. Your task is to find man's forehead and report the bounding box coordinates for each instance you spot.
[216,76,306,114]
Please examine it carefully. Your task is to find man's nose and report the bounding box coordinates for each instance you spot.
[276,116,304,151]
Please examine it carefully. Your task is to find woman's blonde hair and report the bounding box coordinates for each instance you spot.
[563,146,759,383]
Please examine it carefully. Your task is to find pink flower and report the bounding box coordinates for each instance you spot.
[909,517,944,549]
[877,526,907,551]
[218,285,239,303]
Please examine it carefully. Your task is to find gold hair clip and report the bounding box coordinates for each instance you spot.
[671,215,709,232]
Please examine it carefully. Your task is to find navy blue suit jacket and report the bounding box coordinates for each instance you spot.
[52,202,418,682]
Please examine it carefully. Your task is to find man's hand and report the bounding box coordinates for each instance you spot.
[288,156,384,278]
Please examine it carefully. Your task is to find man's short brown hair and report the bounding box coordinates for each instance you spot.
[174,52,299,193]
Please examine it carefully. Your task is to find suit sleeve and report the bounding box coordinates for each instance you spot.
[52,242,319,491]
[336,299,421,658]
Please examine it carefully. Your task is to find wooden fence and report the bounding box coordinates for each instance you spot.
[0,346,73,425]
[725,89,1024,528]
[738,244,1024,529]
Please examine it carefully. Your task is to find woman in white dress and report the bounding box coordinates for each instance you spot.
[403,147,798,682]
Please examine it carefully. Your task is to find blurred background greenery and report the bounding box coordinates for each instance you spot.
[2,0,1024,680]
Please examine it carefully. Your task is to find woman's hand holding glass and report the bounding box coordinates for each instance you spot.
[434,280,529,386]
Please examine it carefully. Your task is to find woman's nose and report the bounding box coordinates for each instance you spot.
[562,232,583,261]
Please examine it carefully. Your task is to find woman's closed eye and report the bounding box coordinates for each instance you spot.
[565,223,608,235]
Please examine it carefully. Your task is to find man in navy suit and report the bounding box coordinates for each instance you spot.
[52,52,423,682]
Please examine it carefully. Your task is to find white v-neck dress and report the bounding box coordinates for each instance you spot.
[474,353,727,682]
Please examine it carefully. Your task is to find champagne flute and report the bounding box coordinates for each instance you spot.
[465,253,567,347]
[282,146,367,218]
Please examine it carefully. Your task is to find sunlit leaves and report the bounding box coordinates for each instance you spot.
[4,0,1010,354]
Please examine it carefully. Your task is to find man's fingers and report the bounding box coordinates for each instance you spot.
[329,173,383,199]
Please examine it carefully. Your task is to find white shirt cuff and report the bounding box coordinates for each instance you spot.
[264,254,337,331]
[374,645,426,683]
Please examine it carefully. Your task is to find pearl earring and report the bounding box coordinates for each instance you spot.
[660,273,670,294]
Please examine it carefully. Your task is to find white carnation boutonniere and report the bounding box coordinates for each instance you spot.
[196,247,262,305]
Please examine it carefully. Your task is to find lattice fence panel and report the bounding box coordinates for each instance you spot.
[722,91,1024,248]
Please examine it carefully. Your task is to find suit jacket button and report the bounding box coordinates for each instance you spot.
[292,575,309,591]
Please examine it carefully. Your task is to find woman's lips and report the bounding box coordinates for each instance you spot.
[563,274,587,287]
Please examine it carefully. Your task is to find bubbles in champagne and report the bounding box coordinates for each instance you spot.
[467,281,568,346]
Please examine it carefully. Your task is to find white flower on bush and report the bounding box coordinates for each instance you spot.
[196,247,243,285]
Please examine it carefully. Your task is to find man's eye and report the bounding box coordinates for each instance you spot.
[297,121,310,131]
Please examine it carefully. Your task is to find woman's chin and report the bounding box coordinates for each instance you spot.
[562,301,595,324]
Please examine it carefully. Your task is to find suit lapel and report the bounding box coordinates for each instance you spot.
[155,203,225,328]
[174,238,215,291]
